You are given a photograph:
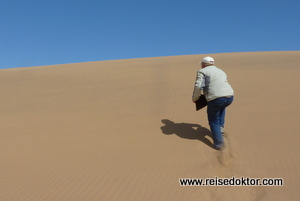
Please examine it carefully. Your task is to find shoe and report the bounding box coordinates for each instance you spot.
[220,127,224,133]
[215,144,224,151]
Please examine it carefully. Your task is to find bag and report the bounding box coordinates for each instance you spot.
[195,95,207,111]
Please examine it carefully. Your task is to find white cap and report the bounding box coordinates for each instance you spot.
[200,56,214,64]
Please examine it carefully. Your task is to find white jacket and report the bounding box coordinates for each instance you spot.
[192,66,234,102]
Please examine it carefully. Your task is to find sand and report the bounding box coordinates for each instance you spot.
[1,51,299,200]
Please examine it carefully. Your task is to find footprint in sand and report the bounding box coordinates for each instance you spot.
[216,132,237,165]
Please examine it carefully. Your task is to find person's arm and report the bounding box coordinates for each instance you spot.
[192,70,205,102]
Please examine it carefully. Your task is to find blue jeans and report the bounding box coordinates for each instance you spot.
[207,96,234,148]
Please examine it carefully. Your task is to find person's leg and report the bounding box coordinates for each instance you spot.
[219,96,234,132]
[219,108,226,129]
[207,99,224,148]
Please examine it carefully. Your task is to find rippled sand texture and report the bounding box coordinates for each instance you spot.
[1,51,299,200]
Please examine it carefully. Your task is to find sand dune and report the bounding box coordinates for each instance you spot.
[1,51,299,200]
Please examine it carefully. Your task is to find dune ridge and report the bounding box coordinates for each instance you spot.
[1,51,300,200]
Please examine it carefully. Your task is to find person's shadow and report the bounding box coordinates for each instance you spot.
[160,119,214,149]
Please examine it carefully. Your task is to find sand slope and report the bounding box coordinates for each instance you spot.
[1,51,300,200]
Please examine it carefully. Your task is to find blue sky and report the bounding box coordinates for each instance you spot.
[1,0,299,69]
